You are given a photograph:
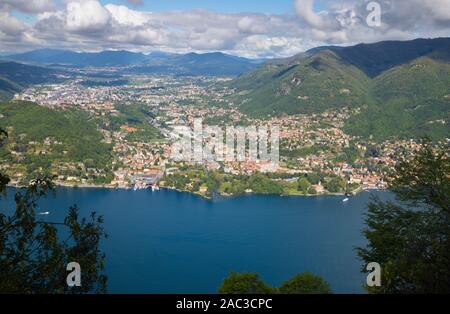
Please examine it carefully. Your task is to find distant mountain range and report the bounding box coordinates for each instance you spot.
[228,38,450,140]
[0,49,262,99]
[2,49,262,76]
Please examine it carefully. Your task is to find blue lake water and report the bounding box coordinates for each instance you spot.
[0,187,392,294]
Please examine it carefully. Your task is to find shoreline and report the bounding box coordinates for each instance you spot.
[7,182,384,200]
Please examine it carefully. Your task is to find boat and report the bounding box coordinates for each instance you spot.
[38,212,50,215]
[342,198,349,203]
[151,185,160,191]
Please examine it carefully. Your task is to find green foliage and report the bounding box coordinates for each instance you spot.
[229,38,450,140]
[248,173,284,195]
[279,272,331,294]
[365,145,382,158]
[165,167,351,197]
[324,177,346,193]
[205,172,222,196]
[281,144,327,158]
[107,103,162,142]
[219,272,332,294]
[335,144,361,164]
[164,173,191,191]
[0,62,65,100]
[297,177,311,194]
[218,272,275,294]
[0,101,112,169]
[203,114,233,126]
[0,128,9,193]
[231,51,370,118]
[0,179,107,293]
[0,130,107,293]
[220,179,246,195]
[329,38,450,78]
[304,172,322,185]
[357,139,450,293]
[345,57,450,141]
[0,77,22,101]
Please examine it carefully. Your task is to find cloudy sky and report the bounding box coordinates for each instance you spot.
[0,0,449,58]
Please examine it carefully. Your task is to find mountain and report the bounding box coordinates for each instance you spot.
[228,38,450,140]
[5,49,148,67]
[127,52,262,76]
[5,49,260,76]
[0,62,66,100]
[0,101,112,176]
[344,55,450,140]
[231,50,372,116]
[0,76,21,102]
[310,38,450,77]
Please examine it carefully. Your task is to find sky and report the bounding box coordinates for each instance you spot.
[99,0,305,14]
[0,0,449,58]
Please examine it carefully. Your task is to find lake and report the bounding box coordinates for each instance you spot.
[0,187,392,294]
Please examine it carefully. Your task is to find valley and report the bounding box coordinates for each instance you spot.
[0,74,423,198]
[0,38,448,198]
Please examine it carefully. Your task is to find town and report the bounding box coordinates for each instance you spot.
[2,74,428,198]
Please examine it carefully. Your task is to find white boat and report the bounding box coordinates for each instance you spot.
[38,212,50,215]
[151,185,160,191]
[342,198,349,203]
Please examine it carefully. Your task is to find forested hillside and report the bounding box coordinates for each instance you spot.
[228,38,450,140]
[0,62,66,100]
[0,101,112,182]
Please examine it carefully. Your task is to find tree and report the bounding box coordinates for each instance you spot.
[248,174,284,195]
[306,172,321,185]
[219,272,275,294]
[0,128,10,193]
[219,272,332,294]
[365,145,382,158]
[206,172,221,196]
[325,177,346,193]
[357,139,450,293]
[297,178,311,194]
[0,128,107,293]
[279,272,331,294]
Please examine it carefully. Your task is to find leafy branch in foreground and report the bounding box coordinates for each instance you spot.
[358,138,450,293]
[0,128,9,194]
[0,128,108,293]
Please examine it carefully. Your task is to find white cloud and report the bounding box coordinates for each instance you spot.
[66,0,111,32]
[0,0,53,14]
[105,4,148,26]
[234,35,315,58]
[0,11,28,36]
[1,0,449,57]
[295,0,341,30]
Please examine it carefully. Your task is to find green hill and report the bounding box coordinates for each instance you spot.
[0,101,112,169]
[232,50,371,117]
[321,37,450,77]
[0,77,22,101]
[0,62,66,100]
[344,56,450,140]
[228,38,450,140]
